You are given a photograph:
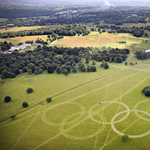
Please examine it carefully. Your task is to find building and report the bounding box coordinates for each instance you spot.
[145,49,150,52]
[9,44,31,52]
[31,43,43,47]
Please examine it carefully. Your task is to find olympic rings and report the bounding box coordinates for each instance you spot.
[111,110,150,138]
[42,102,85,126]
[89,101,130,124]
[134,99,150,122]
[60,112,106,140]
[42,99,150,139]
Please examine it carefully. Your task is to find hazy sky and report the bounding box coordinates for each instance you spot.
[0,0,150,5]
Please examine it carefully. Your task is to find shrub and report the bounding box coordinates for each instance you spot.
[46,98,52,103]
[26,88,33,93]
[22,102,29,107]
[142,86,150,97]
[4,96,11,103]
[104,63,109,69]
[92,61,96,65]
[122,135,129,142]
[10,115,16,119]
[62,69,68,75]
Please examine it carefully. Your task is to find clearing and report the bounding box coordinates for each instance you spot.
[0,35,48,45]
[0,26,45,33]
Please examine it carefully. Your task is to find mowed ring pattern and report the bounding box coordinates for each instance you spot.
[89,101,130,124]
[42,100,150,140]
[60,112,106,140]
[134,99,150,122]
[42,102,85,126]
[111,110,150,138]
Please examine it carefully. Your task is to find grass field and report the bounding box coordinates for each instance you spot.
[0,31,150,150]
[0,54,150,150]
[0,26,45,33]
[53,32,150,50]
[0,35,48,45]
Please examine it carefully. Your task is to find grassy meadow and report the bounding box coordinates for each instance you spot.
[0,31,150,150]
[53,32,150,50]
[0,35,48,45]
[0,54,150,149]
[0,26,45,33]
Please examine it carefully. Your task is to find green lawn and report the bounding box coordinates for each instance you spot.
[0,60,150,150]
[141,59,150,64]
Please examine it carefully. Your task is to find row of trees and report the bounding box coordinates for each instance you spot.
[0,24,90,38]
[92,48,130,63]
[97,25,148,37]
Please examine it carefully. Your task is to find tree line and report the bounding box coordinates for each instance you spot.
[97,24,148,38]
[0,46,129,79]
[92,48,130,63]
[0,24,90,38]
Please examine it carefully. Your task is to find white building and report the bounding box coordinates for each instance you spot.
[9,44,31,52]
[145,49,150,52]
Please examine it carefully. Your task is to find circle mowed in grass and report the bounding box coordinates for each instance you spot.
[60,112,106,140]
[42,102,85,126]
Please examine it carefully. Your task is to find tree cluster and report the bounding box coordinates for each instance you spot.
[92,48,130,63]
[0,24,90,38]
[0,41,12,51]
[97,25,146,37]
[0,45,130,79]
[135,51,150,60]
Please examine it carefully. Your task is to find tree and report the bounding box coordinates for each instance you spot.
[100,60,105,68]
[28,69,32,75]
[142,86,150,97]
[4,96,11,102]
[10,73,16,78]
[86,58,89,63]
[47,64,54,73]
[1,70,9,79]
[27,88,33,93]
[56,67,61,74]
[46,97,52,103]
[22,102,29,107]
[62,69,68,75]
[91,66,97,72]
[87,65,91,72]
[92,61,96,65]
[104,63,109,69]
[72,67,77,73]
[66,66,71,73]
[122,135,129,142]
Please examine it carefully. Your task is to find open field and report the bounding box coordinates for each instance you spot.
[0,35,47,45]
[0,54,150,150]
[53,32,150,49]
[0,26,45,33]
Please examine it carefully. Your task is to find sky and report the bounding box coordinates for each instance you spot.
[0,0,150,5]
